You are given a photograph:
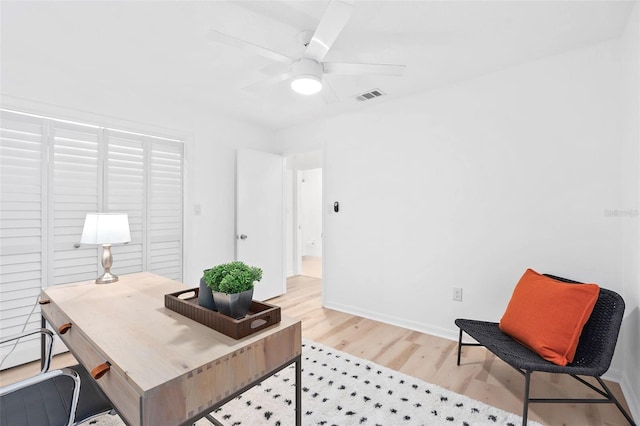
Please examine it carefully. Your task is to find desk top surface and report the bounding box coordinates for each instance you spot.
[41,272,301,392]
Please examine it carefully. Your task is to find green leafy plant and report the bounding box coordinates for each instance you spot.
[203,261,262,294]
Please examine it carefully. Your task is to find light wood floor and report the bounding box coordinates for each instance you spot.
[301,255,322,279]
[1,275,634,426]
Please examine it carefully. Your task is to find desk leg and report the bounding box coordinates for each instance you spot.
[41,315,46,371]
[296,354,301,426]
[202,414,223,426]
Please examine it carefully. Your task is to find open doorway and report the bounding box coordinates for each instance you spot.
[299,168,322,278]
[285,152,323,279]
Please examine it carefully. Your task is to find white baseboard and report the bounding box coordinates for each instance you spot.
[620,373,640,422]
[323,299,638,423]
[323,300,460,343]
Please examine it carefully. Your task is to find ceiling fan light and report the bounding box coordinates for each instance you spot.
[291,75,322,95]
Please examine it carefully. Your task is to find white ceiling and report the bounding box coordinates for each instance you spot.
[1,1,635,130]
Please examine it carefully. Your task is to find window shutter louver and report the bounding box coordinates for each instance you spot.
[105,130,145,275]
[0,111,46,367]
[51,122,101,285]
[148,139,183,280]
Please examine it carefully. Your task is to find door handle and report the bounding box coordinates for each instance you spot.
[239,234,248,240]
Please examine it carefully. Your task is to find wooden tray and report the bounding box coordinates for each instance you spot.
[164,287,281,339]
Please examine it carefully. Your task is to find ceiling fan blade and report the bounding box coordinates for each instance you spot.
[304,0,353,62]
[321,78,340,104]
[242,72,292,93]
[207,29,293,64]
[323,62,406,76]
[259,61,291,77]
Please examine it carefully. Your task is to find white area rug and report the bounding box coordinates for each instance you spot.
[84,340,539,426]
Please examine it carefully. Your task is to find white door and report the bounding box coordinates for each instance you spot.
[236,149,285,301]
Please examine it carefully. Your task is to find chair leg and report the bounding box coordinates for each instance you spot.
[596,377,636,426]
[522,370,531,426]
[457,328,463,366]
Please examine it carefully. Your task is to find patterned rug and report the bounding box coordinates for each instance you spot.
[85,340,539,426]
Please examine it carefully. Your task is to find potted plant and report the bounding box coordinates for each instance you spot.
[203,261,262,319]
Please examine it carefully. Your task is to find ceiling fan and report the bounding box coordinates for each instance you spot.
[207,0,406,99]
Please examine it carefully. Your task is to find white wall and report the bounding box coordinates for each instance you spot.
[277,25,638,398]
[285,169,295,276]
[300,168,323,257]
[618,3,640,419]
[184,115,278,287]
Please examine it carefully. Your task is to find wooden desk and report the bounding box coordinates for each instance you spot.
[39,272,302,426]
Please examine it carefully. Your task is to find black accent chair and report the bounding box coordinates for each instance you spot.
[0,328,116,426]
[455,274,635,426]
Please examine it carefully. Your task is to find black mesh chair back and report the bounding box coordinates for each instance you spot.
[566,289,625,375]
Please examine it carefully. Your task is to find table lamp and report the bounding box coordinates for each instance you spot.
[81,213,131,284]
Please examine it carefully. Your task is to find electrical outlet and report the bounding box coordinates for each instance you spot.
[193,204,202,215]
[453,287,463,302]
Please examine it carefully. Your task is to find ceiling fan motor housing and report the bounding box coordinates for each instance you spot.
[292,58,323,80]
[290,58,324,94]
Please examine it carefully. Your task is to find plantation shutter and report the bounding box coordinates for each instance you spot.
[50,122,102,285]
[0,112,46,366]
[0,109,184,369]
[148,139,183,280]
[105,130,145,275]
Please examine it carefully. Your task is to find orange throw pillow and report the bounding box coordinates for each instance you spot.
[499,269,600,366]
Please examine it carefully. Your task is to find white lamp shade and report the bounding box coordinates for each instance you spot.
[81,213,131,245]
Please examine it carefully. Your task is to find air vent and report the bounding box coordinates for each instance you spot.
[354,89,385,102]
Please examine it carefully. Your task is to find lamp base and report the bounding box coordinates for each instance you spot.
[95,244,118,284]
[95,271,119,284]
